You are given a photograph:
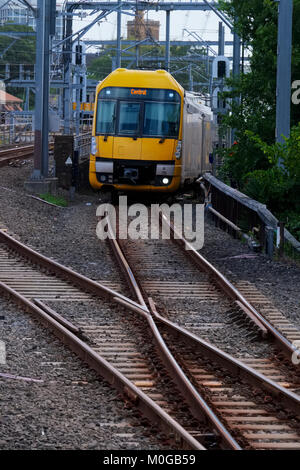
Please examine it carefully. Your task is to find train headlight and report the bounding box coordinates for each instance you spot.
[175,140,182,160]
[162,178,170,185]
[91,137,97,155]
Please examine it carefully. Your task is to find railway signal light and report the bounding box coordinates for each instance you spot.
[75,45,83,65]
[218,60,226,78]
[212,56,230,80]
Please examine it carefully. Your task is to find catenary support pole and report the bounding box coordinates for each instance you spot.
[218,22,224,56]
[233,31,240,78]
[136,45,139,68]
[63,5,72,134]
[232,19,241,144]
[116,0,122,68]
[25,72,30,111]
[32,0,51,179]
[165,10,171,72]
[188,64,193,91]
[275,0,293,152]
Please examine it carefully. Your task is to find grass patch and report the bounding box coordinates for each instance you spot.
[39,193,68,207]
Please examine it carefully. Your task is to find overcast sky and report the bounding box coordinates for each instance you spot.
[0,0,235,56]
[73,8,234,56]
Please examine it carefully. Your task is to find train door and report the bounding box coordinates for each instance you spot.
[113,101,142,160]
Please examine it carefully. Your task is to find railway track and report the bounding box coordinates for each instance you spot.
[103,207,300,450]
[0,145,34,168]
[1,213,300,449]
[0,228,220,450]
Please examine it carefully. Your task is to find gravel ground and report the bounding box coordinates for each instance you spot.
[0,295,169,450]
[201,215,300,328]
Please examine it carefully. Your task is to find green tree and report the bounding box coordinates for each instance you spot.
[0,24,36,106]
[0,24,35,65]
[218,0,300,239]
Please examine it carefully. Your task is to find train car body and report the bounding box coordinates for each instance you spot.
[89,68,212,193]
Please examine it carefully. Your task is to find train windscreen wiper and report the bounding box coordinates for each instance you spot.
[104,114,116,141]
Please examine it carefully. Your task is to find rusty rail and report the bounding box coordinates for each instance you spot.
[160,212,297,359]
[0,229,148,316]
[0,229,209,449]
[105,212,242,450]
[105,209,300,424]
[0,145,34,167]
[0,280,204,450]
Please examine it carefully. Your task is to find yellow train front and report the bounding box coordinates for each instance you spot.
[89,68,213,193]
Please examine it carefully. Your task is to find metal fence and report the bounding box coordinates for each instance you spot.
[0,112,34,146]
[74,132,92,162]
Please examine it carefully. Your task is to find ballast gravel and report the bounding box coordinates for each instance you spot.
[0,296,169,450]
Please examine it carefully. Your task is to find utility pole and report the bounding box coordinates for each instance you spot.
[275,0,293,151]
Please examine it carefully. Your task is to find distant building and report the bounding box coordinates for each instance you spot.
[127,11,160,41]
[0,0,64,40]
[0,90,23,111]
[0,0,35,28]
[0,89,23,123]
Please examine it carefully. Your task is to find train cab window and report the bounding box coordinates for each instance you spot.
[143,102,180,138]
[118,102,141,135]
[96,100,116,135]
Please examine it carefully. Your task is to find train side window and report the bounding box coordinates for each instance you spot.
[96,100,116,135]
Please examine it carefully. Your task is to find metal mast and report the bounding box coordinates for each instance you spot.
[275,0,293,149]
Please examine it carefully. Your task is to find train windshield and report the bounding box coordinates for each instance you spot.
[96,87,181,138]
[143,102,180,137]
[118,102,141,135]
[96,100,116,134]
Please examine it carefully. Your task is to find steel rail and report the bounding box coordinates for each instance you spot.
[160,212,296,359]
[0,229,149,316]
[0,145,34,167]
[107,223,147,309]
[0,145,34,157]
[0,280,204,451]
[0,227,238,448]
[105,214,242,450]
[151,302,300,417]
[105,210,300,423]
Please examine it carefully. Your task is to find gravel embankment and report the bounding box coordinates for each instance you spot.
[202,216,300,327]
